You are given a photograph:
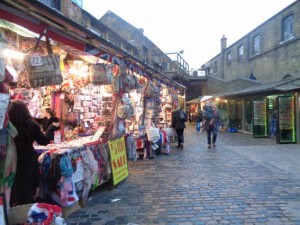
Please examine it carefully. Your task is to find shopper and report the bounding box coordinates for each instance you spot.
[196,108,203,132]
[8,100,50,206]
[42,108,60,141]
[42,108,60,132]
[203,102,220,148]
[171,106,187,149]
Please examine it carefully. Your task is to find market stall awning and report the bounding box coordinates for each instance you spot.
[219,78,300,98]
[186,97,200,104]
[186,96,213,104]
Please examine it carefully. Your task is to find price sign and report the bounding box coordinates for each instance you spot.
[30,55,43,66]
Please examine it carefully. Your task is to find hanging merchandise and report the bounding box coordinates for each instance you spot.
[123,72,138,93]
[89,62,114,85]
[23,30,63,88]
[0,32,7,82]
[117,96,134,119]
[104,75,120,94]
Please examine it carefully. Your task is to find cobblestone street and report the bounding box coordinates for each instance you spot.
[66,124,300,225]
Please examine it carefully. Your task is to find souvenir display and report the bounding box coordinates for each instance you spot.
[0,18,180,213]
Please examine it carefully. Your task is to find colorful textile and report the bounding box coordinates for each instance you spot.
[27,203,62,225]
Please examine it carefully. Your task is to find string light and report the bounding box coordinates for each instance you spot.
[2,48,25,60]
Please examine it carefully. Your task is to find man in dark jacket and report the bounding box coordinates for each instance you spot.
[203,102,220,148]
[171,107,187,149]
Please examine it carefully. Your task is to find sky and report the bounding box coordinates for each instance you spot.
[83,0,296,70]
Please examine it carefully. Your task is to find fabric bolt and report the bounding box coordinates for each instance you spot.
[81,147,98,199]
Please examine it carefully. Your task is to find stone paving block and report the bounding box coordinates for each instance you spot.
[66,125,300,225]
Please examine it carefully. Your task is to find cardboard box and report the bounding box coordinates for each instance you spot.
[62,201,81,219]
[8,204,33,225]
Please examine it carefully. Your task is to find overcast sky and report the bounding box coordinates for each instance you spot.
[83,0,296,69]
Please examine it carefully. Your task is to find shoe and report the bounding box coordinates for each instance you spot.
[176,145,181,148]
[181,144,183,149]
[208,144,211,148]
[213,143,216,147]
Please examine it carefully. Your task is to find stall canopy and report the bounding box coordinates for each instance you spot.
[186,96,213,104]
[217,77,300,98]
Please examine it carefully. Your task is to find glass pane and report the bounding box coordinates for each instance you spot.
[253,98,268,137]
[277,96,296,143]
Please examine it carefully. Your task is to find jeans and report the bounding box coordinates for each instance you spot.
[207,129,217,145]
[271,119,277,136]
[176,129,184,146]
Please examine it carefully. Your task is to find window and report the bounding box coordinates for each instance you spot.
[38,0,60,10]
[238,45,244,62]
[143,46,149,64]
[72,0,83,8]
[226,51,232,67]
[213,61,218,73]
[282,14,294,41]
[253,35,260,55]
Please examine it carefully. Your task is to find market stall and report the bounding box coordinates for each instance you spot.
[0,18,181,215]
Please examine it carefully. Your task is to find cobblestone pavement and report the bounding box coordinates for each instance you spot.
[66,124,300,225]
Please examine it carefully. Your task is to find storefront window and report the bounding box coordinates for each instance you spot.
[216,100,228,129]
[227,100,242,129]
[244,99,253,132]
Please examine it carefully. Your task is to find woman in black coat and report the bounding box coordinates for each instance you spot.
[8,100,50,206]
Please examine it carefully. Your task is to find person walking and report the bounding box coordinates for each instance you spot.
[171,106,187,149]
[203,102,220,148]
[196,108,203,133]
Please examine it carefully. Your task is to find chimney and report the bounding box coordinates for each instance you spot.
[221,34,227,52]
[138,28,144,35]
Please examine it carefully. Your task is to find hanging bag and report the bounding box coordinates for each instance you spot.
[89,61,113,85]
[24,30,63,87]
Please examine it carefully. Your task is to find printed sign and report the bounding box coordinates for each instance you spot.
[30,55,43,66]
[108,136,128,186]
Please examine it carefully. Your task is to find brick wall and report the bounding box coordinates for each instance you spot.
[206,1,300,94]
[61,0,83,25]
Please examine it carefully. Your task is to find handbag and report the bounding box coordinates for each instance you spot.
[24,30,63,87]
[89,62,113,85]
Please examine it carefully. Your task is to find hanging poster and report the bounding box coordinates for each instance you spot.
[253,98,268,138]
[277,96,296,143]
[108,136,128,186]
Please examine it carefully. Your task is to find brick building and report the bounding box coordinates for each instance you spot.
[202,0,300,95]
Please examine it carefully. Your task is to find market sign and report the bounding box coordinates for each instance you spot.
[108,137,128,186]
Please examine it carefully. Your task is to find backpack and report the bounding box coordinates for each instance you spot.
[179,110,187,122]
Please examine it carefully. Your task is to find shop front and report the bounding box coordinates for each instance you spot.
[218,78,300,143]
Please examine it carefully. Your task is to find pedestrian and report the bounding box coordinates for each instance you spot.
[271,109,278,136]
[203,102,220,148]
[196,108,203,132]
[8,100,50,206]
[171,106,187,149]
